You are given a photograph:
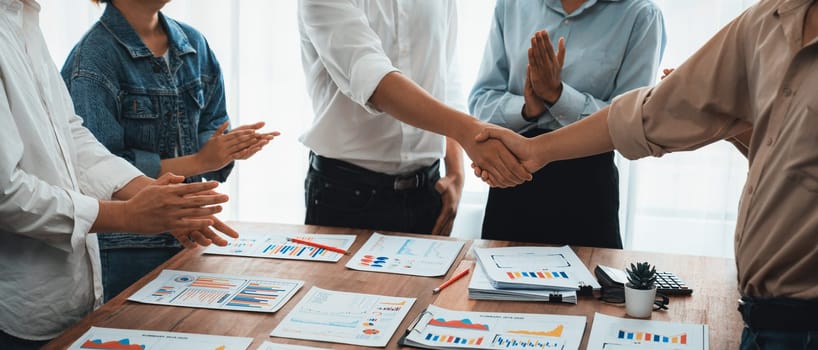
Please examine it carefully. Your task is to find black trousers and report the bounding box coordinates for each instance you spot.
[481,128,622,248]
[304,154,442,234]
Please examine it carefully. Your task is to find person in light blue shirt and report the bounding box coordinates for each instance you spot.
[469,0,665,247]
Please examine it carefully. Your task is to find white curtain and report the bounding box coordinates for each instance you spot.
[39,0,755,257]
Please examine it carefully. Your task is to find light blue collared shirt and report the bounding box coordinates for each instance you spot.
[469,0,666,132]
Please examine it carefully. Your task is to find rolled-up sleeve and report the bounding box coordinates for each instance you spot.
[608,12,753,160]
[299,0,399,114]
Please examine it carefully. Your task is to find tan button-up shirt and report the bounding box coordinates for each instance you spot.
[608,0,818,299]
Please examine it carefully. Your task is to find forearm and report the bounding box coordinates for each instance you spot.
[112,175,153,201]
[370,72,482,143]
[533,106,615,164]
[91,200,128,233]
[444,137,465,185]
[159,154,208,178]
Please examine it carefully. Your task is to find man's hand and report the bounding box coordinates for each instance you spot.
[171,216,239,249]
[122,179,228,234]
[522,68,546,120]
[472,126,548,187]
[460,133,532,188]
[196,122,279,172]
[431,174,463,236]
[528,30,565,104]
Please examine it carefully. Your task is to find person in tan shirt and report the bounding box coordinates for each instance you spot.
[474,0,818,347]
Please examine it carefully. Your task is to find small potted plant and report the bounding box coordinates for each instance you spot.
[624,261,657,318]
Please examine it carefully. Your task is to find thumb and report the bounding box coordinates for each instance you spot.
[211,121,230,139]
[155,173,185,185]
[474,128,502,143]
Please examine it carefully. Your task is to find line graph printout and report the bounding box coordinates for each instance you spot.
[473,246,600,290]
[128,270,303,313]
[68,327,252,350]
[270,287,415,347]
[403,304,586,350]
[204,232,356,262]
[346,233,464,276]
[587,313,708,350]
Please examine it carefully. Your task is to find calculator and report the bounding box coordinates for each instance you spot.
[595,265,693,296]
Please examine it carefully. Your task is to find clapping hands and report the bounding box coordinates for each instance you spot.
[197,121,279,172]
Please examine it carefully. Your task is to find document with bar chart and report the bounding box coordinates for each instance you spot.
[587,313,708,350]
[345,232,465,276]
[68,326,253,350]
[128,269,303,313]
[270,287,415,347]
[204,232,356,262]
[401,304,586,350]
[473,246,600,291]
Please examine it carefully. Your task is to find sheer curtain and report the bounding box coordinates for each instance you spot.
[39,0,754,257]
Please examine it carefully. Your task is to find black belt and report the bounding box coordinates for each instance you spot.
[738,297,818,331]
[310,153,439,191]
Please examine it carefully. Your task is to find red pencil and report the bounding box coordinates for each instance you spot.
[286,237,349,255]
[433,268,470,294]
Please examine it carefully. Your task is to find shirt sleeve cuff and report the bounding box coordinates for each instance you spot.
[84,156,144,199]
[608,87,657,160]
[350,53,400,115]
[546,83,585,126]
[503,95,537,131]
[67,189,99,251]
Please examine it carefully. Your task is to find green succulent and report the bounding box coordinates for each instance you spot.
[626,262,657,290]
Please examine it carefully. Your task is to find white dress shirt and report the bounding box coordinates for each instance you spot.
[298,0,462,175]
[0,0,142,340]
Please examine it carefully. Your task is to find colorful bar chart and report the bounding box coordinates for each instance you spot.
[190,277,238,289]
[491,333,562,349]
[261,243,330,258]
[151,286,175,298]
[617,329,687,345]
[505,271,570,280]
[423,332,484,346]
[226,281,287,309]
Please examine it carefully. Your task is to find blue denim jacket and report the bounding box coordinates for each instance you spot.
[62,5,232,249]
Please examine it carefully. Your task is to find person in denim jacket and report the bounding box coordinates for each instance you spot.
[61,0,277,302]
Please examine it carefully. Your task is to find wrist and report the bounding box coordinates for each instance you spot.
[94,200,129,233]
[452,119,483,146]
[543,82,564,105]
[522,102,545,121]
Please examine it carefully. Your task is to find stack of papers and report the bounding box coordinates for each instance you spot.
[468,261,577,303]
[473,246,600,292]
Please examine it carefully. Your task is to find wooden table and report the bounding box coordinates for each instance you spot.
[45,222,741,349]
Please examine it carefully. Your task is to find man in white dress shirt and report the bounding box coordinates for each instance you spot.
[298,0,531,236]
[0,1,237,347]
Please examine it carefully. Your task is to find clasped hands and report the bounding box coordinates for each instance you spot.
[470,30,565,187]
[125,173,239,249]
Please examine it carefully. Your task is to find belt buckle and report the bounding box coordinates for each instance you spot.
[394,173,419,191]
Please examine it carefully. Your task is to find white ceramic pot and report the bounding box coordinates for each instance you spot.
[625,284,657,318]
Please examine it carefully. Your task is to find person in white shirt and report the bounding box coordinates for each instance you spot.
[0,0,237,347]
[298,0,531,236]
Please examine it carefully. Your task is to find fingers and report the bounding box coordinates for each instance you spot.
[538,30,556,68]
[189,230,213,246]
[211,121,230,138]
[172,231,199,249]
[168,181,220,196]
[557,37,566,68]
[174,194,229,208]
[231,121,265,131]
[154,173,185,186]
[211,217,240,239]
[432,211,455,236]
